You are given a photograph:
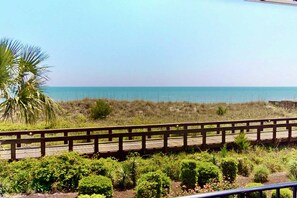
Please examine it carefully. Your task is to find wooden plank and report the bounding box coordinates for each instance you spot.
[17,134,21,147]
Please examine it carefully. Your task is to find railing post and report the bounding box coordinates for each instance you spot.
[86,130,91,142]
[232,123,235,133]
[128,128,132,140]
[217,123,220,134]
[183,131,188,150]
[69,139,73,151]
[94,137,99,153]
[183,125,188,138]
[119,136,123,154]
[273,121,277,144]
[202,130,206,149]
[258,190,263,198]
[293,186,296,198]
[64,132,68,144]
[246,122,250,132]
[276,188,280,198]
[109,129,112,141]
[142,134,146,154]
[41,138,46,157]
[288,126,292,143]
[17,134,21,147]
[201,124,204,135]
[222,130,226,145]
[11,143,16,160]
[163,133,168,153]
[147,127,151,139]
[257,128,261,142]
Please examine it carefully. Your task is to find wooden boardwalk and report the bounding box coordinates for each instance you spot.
[1,120,297,160]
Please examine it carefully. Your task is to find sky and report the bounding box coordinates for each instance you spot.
[1,0,297,87]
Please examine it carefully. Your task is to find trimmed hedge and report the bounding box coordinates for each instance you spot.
[221,158,238,183]
[78,175,113,198]
[136,171,171,198]
[180,159,198,189]
[196,161,221,187]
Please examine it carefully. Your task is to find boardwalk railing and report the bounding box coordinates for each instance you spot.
[1,117,297,160]
[179,182,297,198]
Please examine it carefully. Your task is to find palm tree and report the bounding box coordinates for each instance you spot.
[0,38,59,124]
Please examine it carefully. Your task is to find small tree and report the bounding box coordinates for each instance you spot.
[0,38,59,124]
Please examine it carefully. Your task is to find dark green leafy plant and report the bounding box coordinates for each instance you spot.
[196,161,221,187]
[136,171,171,197]
[221,158,238,183]
[180,159,198,189]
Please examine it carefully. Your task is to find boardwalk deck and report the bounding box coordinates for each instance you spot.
[1,128,297,160]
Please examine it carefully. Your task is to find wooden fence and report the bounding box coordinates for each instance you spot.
[1,117,297,160]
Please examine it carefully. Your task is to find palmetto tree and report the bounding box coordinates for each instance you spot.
[0,38,59,124]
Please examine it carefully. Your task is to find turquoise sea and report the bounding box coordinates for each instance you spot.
[44,87,297,103]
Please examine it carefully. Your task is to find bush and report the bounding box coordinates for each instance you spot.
[253,166,269,183]
[245,183,267,198]
[32,152,89,192]
[221,158,238,183]
[91,100,112,119]
[271,188,292,198]
[196,162,221,187]
[288,160,297,180]
[78,175,113,198]
[137,171,171,197]
[180,159,198,189]
[78,194,106,198]
[238,157,253,177]
[234,132,250,152]
[136,181,160,198]
[216,106,227,116]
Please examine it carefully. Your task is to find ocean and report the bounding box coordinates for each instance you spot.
[43,87,297,103]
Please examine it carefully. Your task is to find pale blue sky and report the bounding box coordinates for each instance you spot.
[1,0,297,86]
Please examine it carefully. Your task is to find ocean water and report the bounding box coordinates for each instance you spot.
[43,87,297,103]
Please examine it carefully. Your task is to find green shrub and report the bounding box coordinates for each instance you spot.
[2,158,39,193]
[137,171,171,197]
[245,183,267,198]
[253,166,269,183]
[32,152,89,192]
[271,188,292,198]
[180,159,198,189]
[220,144,228,158]
[78,175,113,198]
[221,158,238,183]
[288,160,297,180]
[238,157,253,177]
[196,162,221,187]
[216,106,227,116]
[234,132,250,152]
[136,181,160,198]
[91,100,112,119]
[78,194,106,198]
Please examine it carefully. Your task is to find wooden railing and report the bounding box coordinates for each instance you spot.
[1,117,297,160]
